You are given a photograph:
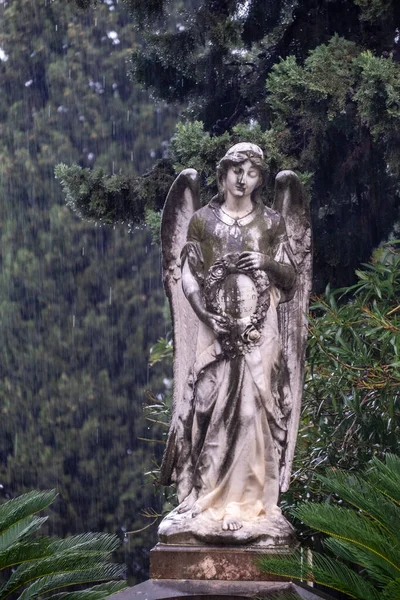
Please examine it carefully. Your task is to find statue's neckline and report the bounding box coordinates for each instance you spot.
[212,204,257,228]
[220,204,254,221]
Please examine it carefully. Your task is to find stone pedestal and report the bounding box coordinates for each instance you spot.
[120,541,335,599]
[117,579,335,599]
[150,543,290,582]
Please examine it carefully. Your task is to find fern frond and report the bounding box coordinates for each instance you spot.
[292,504,400,573]
[257,550,380,600]
[317,470,400,536]
[16,565,125,600]
[0,517,48,555]
[48,581,126,600]
[0,491,56,536]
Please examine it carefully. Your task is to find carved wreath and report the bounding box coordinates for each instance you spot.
[203,252,271,358]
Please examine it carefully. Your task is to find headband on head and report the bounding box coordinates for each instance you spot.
[218,142,267,173]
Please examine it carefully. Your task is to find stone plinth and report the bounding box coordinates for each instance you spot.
[158,510,296,547]
[116,579,335,599]
[150,543,291,582]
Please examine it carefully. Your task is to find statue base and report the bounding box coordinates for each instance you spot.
[158,508,296,547]
[150,543,292,581]
[119,579,332,599]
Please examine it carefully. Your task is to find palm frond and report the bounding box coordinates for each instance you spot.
[316,470,400,537]
[292,504,400,573]
[0,538,54,570]
[16,565,125,600]
[0,553,121,599]
[0,491,56,536]
[0,490,124,600]
[48,581,126,600]
[382,578,400,600]
[325,538,398,583]
[0,517,48,555]
[257,550,380,600]
[49,534,121,556]
[368,455,400,505]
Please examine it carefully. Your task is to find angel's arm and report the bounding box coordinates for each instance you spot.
[181,216,228,335]
[237,218,296,291]
[264,255,296,290]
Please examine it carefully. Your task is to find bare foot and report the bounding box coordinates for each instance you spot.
[177,489,198,514]
[222,516,243,531]
[191,501,203,518]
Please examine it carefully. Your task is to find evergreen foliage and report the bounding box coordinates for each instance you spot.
[289,243,400,506]
[258,454,400,600]
[0,489,126,600]
[59,0,400,290]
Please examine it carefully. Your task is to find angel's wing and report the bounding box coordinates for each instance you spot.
[273,171,312,493]
[159,169,201,485]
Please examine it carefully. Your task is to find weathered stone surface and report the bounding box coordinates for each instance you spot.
[160,143,312,543]
[150,543,294,581]
[116,579,336,599]
[158,510,296,548]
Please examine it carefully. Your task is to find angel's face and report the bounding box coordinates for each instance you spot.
[224,160,261,201]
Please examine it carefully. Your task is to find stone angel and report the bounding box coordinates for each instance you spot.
[158,143,312,546]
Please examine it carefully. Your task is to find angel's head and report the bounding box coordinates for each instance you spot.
[216,142,267,204]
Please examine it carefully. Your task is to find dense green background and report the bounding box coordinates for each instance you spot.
[0,0,399,589]
[0,0,176,581]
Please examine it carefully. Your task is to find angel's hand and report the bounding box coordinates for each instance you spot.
[237,251,270,272]
[201,312,229,336]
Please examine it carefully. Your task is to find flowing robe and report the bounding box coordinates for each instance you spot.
[174,198,296,522]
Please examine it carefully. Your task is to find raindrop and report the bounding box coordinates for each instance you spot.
[25,79,33,87]
[106,30,120,44]
[109,287,112,305]
[72,315,75,328]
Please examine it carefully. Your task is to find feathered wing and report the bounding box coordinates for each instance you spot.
[159,169,201,485]
[273,171,312,492]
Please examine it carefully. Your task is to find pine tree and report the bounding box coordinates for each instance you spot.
[59,0,400,289]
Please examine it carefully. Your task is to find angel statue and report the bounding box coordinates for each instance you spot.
[158,142,312,546]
